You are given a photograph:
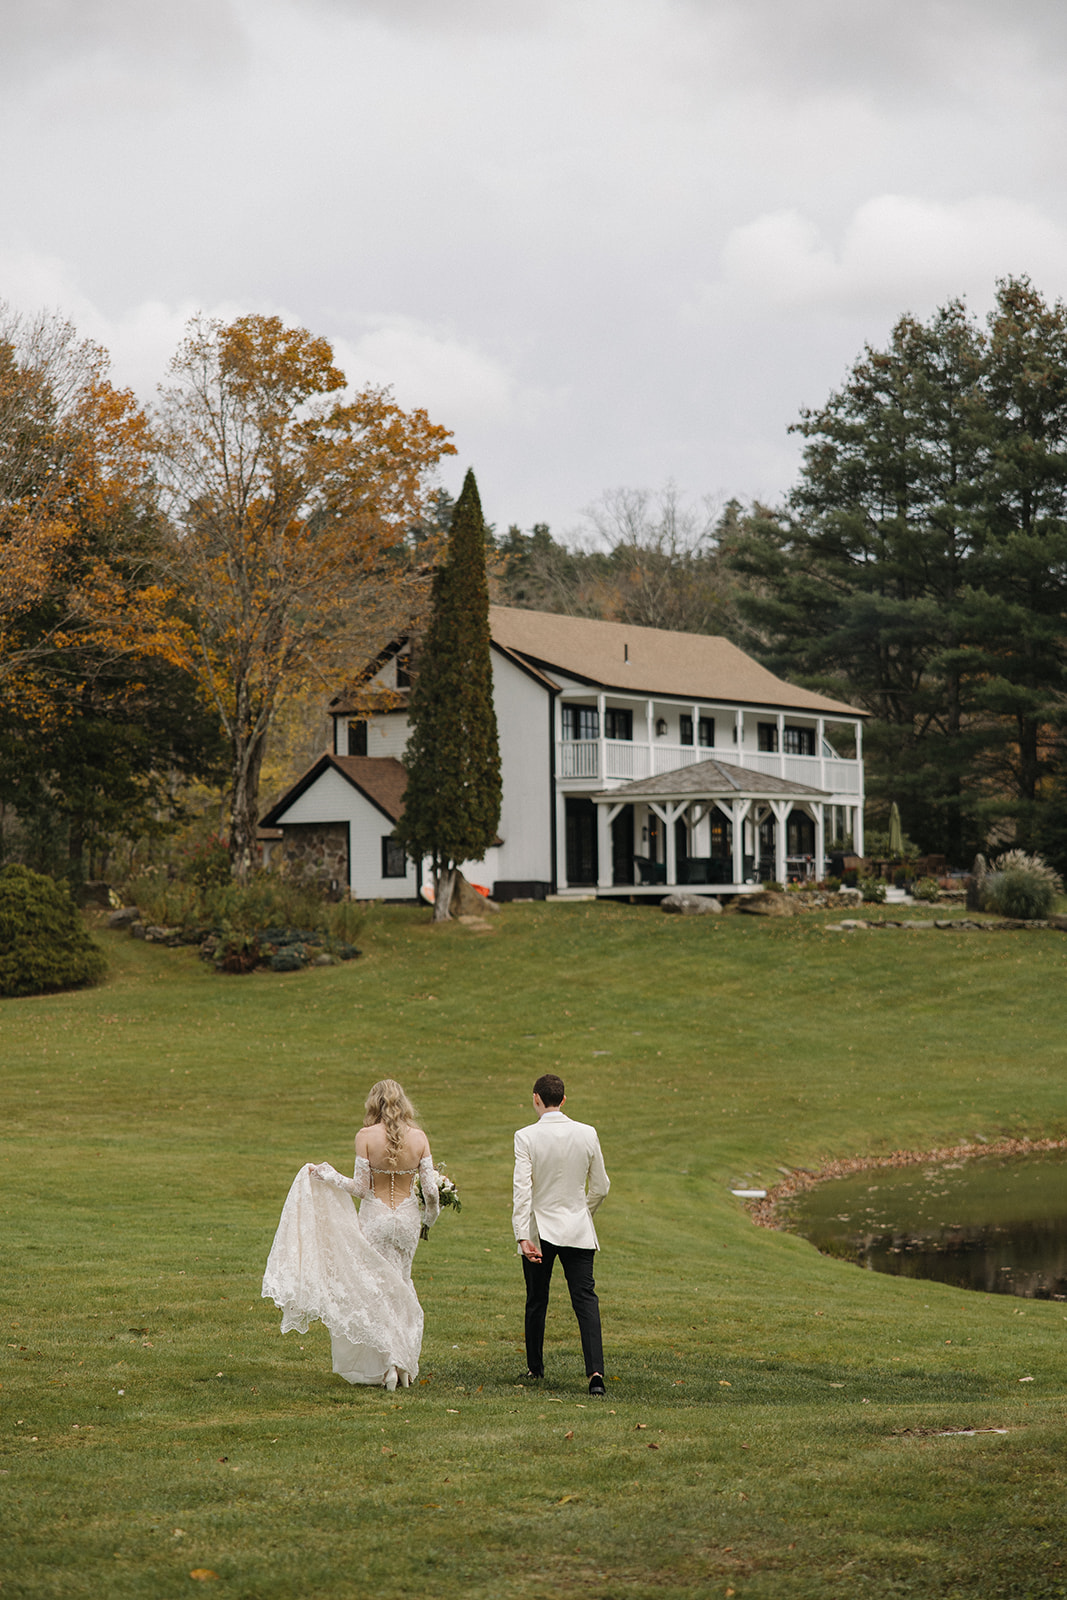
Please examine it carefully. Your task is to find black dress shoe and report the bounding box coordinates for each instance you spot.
[588,1374,606,1398]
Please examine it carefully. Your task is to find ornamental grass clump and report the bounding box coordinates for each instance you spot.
[981,851,1062,921]
[912,876,942,903]
[0,864,107,998]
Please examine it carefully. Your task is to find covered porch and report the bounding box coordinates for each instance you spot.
[583,756,833,896]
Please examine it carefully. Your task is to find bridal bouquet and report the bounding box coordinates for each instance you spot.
[418,1164,461,1239]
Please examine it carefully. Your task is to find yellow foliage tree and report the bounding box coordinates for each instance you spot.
[156,313,455,878]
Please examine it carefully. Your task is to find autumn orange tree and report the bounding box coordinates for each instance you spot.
[0,310,184,705]
[155,314,455,878]
[0,308,215,882]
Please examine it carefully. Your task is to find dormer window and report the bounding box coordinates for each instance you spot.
[349,719,368,756]
[395,652,411,688]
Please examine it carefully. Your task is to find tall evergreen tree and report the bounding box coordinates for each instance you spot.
[728,280,1067,863]
[395,469,502,920]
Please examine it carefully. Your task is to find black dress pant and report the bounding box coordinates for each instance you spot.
[522,1239,603,1377]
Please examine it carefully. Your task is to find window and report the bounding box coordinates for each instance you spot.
[349,719,368,756]
[381,836,407,878]
[784,726,816,756]
[681,714,714,747]
[562,705,599,740]
[758,722,778,752]
[604,708,632,740]
[395,652,411,688]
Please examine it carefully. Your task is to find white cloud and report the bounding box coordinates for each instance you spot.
[336,316,551,431]
[719,195,1067,317]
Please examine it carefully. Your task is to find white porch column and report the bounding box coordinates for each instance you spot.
[735,708,744,765]
[597,691,606,783]
[771,799,791,885]
[815,802,826,878]
[777,712,785,778]
[854,719,865,854]
[818,717,826,790]
[729,799,751,884]
[664,805,677,885]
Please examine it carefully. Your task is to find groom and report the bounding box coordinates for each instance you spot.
[513,1073,610,1398]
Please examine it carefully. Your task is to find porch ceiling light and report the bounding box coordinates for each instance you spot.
[655,717,668,736]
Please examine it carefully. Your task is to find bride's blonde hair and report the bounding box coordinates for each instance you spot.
[363,1078,416,1164]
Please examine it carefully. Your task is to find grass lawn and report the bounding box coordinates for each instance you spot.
[3,900,1067,1599]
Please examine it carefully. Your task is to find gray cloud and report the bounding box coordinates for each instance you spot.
[1,0,1065,532]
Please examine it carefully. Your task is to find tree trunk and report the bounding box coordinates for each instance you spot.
[229,729,267,882]
[433,864,457,921]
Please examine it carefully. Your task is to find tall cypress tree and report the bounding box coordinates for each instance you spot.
[395,468,501,919]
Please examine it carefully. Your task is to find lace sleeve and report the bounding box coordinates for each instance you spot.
[351,1155,372,1200]
[418,1156,440,1229]
[309,1157,371,1199]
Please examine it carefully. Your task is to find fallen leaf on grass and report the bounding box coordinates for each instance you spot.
[557,1494,580,1504]
[718,1380,731,1387]
[381,1445,395,1456]
[189,1571,220,1582]
[1019,1376,1035,1383]
[634,1423,647,1430]
[647,1442,660,1450]
[564,1430,574,1439]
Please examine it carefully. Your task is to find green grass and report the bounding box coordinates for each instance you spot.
[3,901,1067,1598]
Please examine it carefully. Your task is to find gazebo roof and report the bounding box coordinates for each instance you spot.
[592,756,830,803]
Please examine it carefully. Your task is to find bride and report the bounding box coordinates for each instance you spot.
[262,1079,440,1390]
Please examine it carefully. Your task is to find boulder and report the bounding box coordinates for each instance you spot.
[452,872,500,916]
[107,907,140,928]
[660,892,722,915]
[738,891,801,917]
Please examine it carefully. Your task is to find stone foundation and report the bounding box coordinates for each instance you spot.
[280,822,349,895]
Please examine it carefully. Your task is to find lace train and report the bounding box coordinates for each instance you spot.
[261,1166,423,1386]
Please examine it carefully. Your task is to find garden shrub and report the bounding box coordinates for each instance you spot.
[912,876,941,903]
[0,864,108,998]
[976,851,1061,920]
[983,869,1055,921]
[859,877,886,904]
[761,880,784,893]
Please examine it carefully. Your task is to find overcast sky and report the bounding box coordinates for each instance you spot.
[4,0,1067,537]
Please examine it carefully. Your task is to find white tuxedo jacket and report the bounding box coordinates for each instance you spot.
[512,1109,610,1251]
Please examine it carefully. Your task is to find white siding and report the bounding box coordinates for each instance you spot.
[348,793,418,900]
[491,650,553,883]
[363,713,411,759]
[337,711,410,758]
[275,766,358,824]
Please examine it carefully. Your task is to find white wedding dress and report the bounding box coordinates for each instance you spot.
[262,1156,439,1388]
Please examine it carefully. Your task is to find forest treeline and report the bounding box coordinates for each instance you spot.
[3,275,1067,883]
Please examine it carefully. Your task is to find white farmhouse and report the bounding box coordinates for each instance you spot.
[261,606,867,900]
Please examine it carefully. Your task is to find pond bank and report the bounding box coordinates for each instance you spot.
[748,1135,1067,1230]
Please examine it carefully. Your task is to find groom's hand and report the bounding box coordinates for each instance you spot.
[519,1240,542,1263]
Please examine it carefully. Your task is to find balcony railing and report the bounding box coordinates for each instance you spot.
[557,740,863,794]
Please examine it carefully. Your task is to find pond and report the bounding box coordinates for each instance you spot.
[781,1150,1067,1299]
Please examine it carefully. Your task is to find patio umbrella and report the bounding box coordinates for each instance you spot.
[888,801,904,858]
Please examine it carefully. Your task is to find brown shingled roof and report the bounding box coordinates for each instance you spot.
[488,605,864,718]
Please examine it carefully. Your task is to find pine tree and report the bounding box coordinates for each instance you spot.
[395,469,502,919]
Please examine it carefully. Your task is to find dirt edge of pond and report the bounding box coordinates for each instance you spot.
[748,1136,1067,1231]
